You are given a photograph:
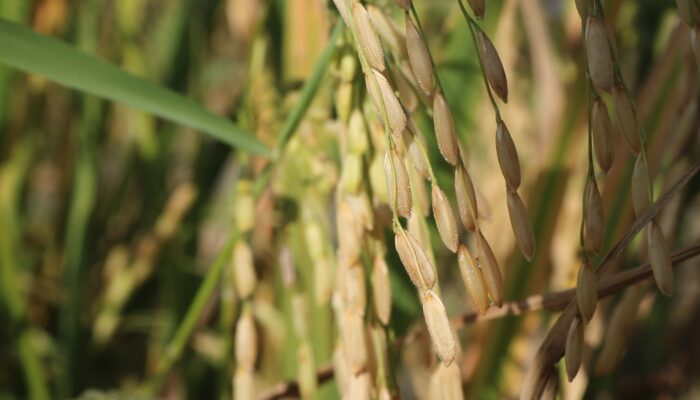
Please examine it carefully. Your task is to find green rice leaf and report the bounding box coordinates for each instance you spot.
[0,18,269,155]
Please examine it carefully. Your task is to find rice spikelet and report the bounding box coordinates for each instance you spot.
[432,184,459,253]
[405,17,435,96]
[648,221,674,296]
[234,241,257,299]
[565,317,583,382]
[352,3,385,72]
[235,310,257,370]
[455,165,478,231]
[585,16,614,92]
[506,188,535,261]
[576,262,597,322]
[591,99,614,173]
[477,30,508,103]
[422,290,457,366]
[495,122,521,190]
[433,92,460,166]
[372,254,392,325]
[583,180,604,255]
[612,85,641,154]
[385,149,412,218]
[476,231,504,307]
[372,69,406,138]
[395,229,436,290]
[631,155,651,217]
[457,244,489,315]
[341,310,368,374]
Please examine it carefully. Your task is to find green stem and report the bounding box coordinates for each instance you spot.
[142,233,238,394]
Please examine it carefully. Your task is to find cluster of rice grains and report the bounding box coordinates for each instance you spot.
[555,0,677,386]
[231,183,260,400]
[330,0,534,398]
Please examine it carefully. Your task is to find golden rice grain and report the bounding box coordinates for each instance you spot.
[335,81,353,123]
[368,6,403,57]
[235,310,257,370]
[405,17,435,96]
[576,262,598,322]
[370,153,389,204]
[422,290,457,366]
[345,191,374,231]
[235,182,255,233]
[348,109,369,155]
[476,230,504,307]
[395,229,436,290]
[591,98,614,173]
[339,52,357,83]
[407,157,431,216]
[506,188,535,261]
[341,310,368,374]
[403,126,430,179]
[565,317,583,382]
[332,0,350,27]
[394,67,419,112]
[345,263,367,315]
[432,184,459,253]
[297,342,317,399]
[372,254,392,325]
[234,241,257,299]
[612,85,642,154]
[337,201,362,268]
[495,122,521,190]
[455,165,478,231]
[583,180,604,255]
[385,149,413,218]
[352,3,385,72]
[371,69,406,138]
[341,153,363,193]
[648,220,674,296]
[457,244,489,315]
[477,30,508,103]
[314,257,332,305]
[332,344,349,397]
[433,92,459,166]
[585,16,614,92]
[233,367,255,400]
[468,0,486,19]
[631,154,651,217]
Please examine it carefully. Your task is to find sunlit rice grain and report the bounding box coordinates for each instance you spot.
[352,3,385,72]
[457,244,489,315]
[476,230,504,307]
[431,184,459,253]
[405,17,435,96]
[422,290,457,366]
[433,92,459,166]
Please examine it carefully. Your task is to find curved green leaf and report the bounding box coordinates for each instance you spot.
[0,18,269,155]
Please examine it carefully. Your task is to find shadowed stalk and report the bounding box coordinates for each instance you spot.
[0,141,50,400]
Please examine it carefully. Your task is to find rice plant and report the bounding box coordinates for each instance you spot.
[1,0,699,399]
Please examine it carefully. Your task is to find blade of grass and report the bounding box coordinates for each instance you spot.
[0,18,269,155]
